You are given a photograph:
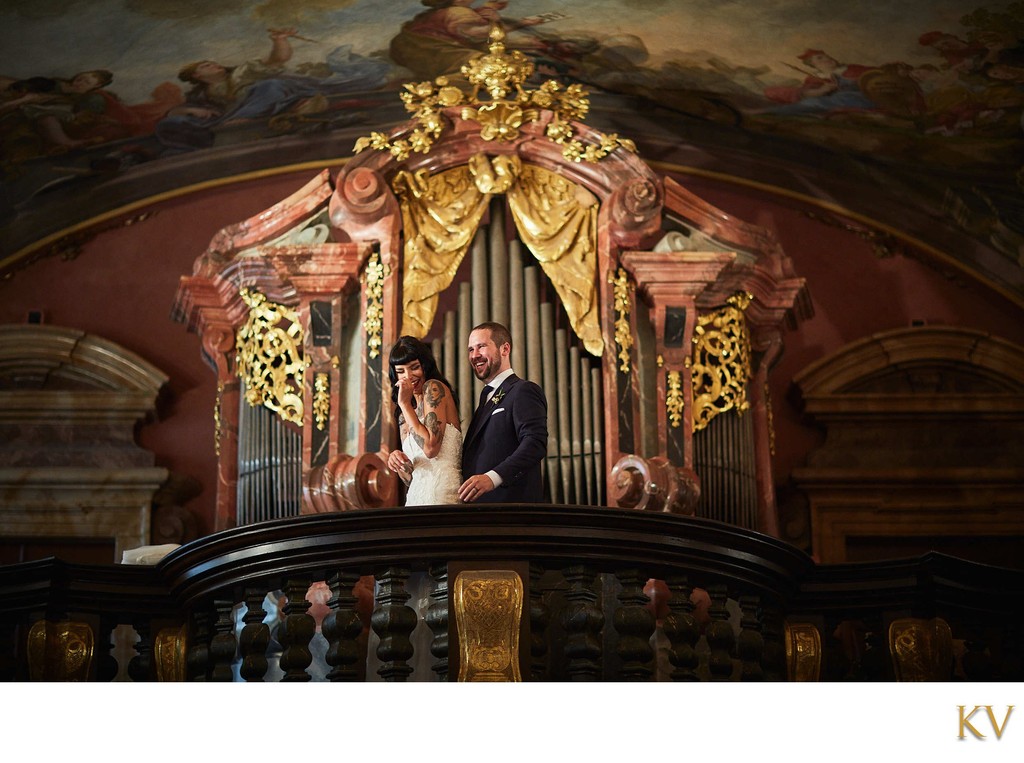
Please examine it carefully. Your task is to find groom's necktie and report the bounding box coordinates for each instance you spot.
[470,385,491,438]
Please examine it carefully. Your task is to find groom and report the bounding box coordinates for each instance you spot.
[459,322,548,503]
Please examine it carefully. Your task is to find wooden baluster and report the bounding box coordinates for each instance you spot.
[827,617,855,680]
[186,610,211,681]
[705,584,735,681]
[962,630,994,681]
[736,594,764,681]
[561,564,603,681]
[760,606,786,682]
[278,578,315,681]
[529,563,550,681]
[861,615,888,680]
[613,568,654,681]
[425,563,449,681]
[239,588,270,682]
[96,615,120,682]
[0,619,19,680]
[209,598,238,682]
[662,576,700,681]
[128,618,153,682]
[995,625,1021,681]
[322,572,363,682]
[371,566,417,681]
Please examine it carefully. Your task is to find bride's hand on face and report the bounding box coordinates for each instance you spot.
[395,377,415,408]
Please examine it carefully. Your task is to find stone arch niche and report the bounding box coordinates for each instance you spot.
[792,326,1024,567]
[0,325,170,562]
[175,27,809,533]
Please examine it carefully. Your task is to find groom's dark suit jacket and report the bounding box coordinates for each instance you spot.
[461,374,548,503]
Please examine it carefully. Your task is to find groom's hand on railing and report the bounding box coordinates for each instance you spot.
[458,473,495,503]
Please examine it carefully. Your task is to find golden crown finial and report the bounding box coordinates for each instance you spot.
[462,24,533,102]
[354,25,636,163]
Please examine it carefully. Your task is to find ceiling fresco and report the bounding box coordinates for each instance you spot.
[1,0,1022,303]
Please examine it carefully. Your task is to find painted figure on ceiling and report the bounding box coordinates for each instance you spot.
[764,49,877,116]
[154,27,392,152]
[0,69,181,159]
[908,63,988,134]
[388,0,550,81]
[918,30,989,74]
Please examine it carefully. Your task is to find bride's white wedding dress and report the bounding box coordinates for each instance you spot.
[402,422,463,505]
[366,422,462,680]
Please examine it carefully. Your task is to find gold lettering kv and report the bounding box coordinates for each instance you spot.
[958,705,1014,740]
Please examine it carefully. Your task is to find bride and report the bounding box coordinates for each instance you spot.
[385,336,463,505]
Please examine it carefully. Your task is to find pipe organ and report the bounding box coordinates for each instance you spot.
[236,400,302,525]
[173,26,810,535]
[425,200,606,505]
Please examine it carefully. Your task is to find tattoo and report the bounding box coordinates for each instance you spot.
[424,380,446,408]
[425,410,441,439]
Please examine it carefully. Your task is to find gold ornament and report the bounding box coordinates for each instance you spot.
[355,26,636,164]
[235,288,305,426]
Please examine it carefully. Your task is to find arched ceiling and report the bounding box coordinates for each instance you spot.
[1,1,1022,305]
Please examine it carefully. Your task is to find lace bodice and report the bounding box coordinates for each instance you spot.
[402,423,463,506]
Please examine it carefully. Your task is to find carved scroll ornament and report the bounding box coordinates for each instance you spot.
[609,454,700,515]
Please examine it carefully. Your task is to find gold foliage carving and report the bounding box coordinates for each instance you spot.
[764,381,776,456]
[455,570,523,682]
[610,267,634,372]
[214,381,223,456]
[691,292,753,433]
[27,620,94,681]
[355,26,635,164]
[363,252,388,359]
[313,373,330,431]
[666,370,684,428]
[235,288,305,426]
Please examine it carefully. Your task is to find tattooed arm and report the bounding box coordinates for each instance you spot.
[403,379,454,459]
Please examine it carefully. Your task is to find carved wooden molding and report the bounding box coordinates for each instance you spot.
[792,326,1024,565]
[0,325,169,560]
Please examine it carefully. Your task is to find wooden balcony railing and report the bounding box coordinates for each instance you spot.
[1,505,1020,681]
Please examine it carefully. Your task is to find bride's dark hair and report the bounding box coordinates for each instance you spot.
[387,335,459,416]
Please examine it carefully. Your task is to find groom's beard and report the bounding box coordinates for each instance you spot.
[472,356,500,383]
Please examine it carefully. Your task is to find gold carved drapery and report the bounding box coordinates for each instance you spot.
[394,154,603,356]
[393,160,495,339]
[506,162,601,356]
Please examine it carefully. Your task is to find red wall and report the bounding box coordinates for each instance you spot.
[3,170,1022,535]
[0,171,317,536]
[683,175,1024,481]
